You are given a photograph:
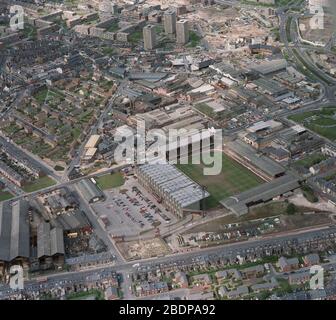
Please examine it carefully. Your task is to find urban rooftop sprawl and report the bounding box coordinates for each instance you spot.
[0,0,336,301]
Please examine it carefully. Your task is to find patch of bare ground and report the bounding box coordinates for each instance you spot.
[279,212,332,230]
[182,201,330,234]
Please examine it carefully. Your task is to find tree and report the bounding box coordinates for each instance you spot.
[286,203,297,215]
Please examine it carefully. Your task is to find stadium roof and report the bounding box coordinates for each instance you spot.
[137,163,209,208]
[56,209,90,230]
[220,174,300,215]
[226,140,285,178]
[37,221,51,258]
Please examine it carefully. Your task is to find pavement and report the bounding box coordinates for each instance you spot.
[1,0,336,301]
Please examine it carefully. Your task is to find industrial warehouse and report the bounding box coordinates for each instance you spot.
[0,199,67,272]
[0,200,30,268]
[76,179,105,203]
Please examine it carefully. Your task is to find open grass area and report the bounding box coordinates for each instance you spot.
[294,153,327,168]
[286,16,292,42]
[187,31,201,48]
[107,21,119,32]
[23,24,37,39]
[155,25,164,34]
[34,88,64,105]
[54,165,65,171]
[95,172,125,190]
[301,184,318,203]
[306,126,336,141]
[22,176,56,193]
[241,0,275,7]
[67,289,104,300]
[102,47,115,56]
[194,103,215,118]
[34,88,49,104]
[176,152,264,208]
[325,173,336,181]
[289,107,336,141]
[129,30,143,43]
[0,191,14,202]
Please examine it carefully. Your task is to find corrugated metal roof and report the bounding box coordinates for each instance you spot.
[137,163,209,208]
[221,174,300,216]
[37,222,64,258]
[76,179,104,203]
[226,140,285,177]
[0,200,30,262]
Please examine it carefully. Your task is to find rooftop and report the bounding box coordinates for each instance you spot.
[226,140,285,178]
[0,200,30,262]
[220,174,300,215]
[137,163,209,208]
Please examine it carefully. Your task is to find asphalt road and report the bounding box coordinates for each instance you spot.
[1,225,336,299]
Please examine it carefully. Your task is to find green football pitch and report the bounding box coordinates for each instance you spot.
[176,152,264,208]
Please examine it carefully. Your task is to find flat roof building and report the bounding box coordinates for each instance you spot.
[247,120,283,134]
[143,25,156,51]
[164,10,176,35]
[176,19,189,45]
[85,134,101,149]
[250,59,287,75]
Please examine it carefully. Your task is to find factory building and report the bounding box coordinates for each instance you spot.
[37,221,65,268]
[0,200,30,268]
[250,59,287,76]
[76,179,105,203]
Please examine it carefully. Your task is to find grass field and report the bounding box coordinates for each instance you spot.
[67,289,104,300]
[195,103,215,118]
[187,31,202,48]
[96,172,125,190]
[129,30,143,43]
[294,153,327,168]
[107,21,119,33]
[22,176,56,193]
[176,152,264,208]
[34,88,64,105]
[289,107,336,141]
[0,191,13,202]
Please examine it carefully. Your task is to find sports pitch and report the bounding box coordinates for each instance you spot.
[176,152,264,208]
